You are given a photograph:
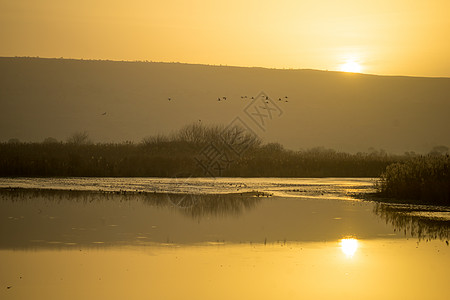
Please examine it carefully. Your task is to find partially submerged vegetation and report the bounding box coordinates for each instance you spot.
[376,155,450,206]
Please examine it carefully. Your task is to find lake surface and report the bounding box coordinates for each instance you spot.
[0,178,449,299]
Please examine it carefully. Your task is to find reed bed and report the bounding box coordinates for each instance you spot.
[377,155,450,205]
[0,123,411,178]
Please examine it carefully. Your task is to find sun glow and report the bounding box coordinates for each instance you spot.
[340,238,358,257]
[340,60,362,73]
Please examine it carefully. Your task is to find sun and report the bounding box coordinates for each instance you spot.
[340,238,358,257]
[340,60,362,73]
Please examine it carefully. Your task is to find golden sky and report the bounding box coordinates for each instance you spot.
[1,0,449,77]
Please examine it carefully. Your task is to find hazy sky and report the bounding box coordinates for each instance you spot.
[1,0,449,77]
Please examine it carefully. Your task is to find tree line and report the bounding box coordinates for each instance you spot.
[0,123,439,179]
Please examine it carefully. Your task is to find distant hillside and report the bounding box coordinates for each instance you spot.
[1,57,449,153]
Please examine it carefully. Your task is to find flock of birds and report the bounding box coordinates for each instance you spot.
[167,94,289,103]
[101,94,289,115]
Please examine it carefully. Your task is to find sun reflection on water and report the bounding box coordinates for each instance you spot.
[340,238,358,258]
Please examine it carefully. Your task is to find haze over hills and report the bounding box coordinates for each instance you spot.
[1,57,449,154]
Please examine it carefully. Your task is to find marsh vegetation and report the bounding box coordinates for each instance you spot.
[1,123,405,178]
[2,123,448,206]
[377,155,450,206]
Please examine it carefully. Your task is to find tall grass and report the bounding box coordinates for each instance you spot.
[377,155,450,205]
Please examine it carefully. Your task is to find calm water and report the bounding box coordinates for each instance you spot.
[0,178,449,299]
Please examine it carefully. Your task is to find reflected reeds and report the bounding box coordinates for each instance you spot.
[163,192,263,219]
[373,203,450,242]
[0,188,262,219]
[0,188,264,249]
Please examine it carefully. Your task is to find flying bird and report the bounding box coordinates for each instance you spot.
[101,112,106,115]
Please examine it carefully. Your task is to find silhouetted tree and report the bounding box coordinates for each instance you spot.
[429,145,449,156]
[66,131,92,145]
